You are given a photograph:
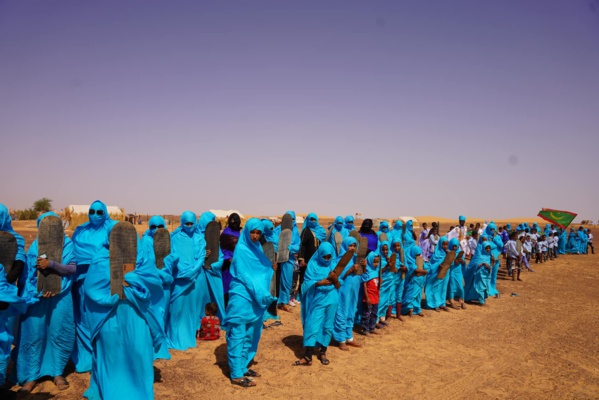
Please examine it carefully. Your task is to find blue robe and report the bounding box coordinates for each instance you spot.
[301,243,339,348]
[401,246,427,315]
[566,231,580,254]
[274,211,301,305]
[83,238,165,400]
[464,242,492,304]
[377,240,395,319]
[0,204,28,384]
[71,200,117,373]
[344,216,356,231]
[140,216,174,360]
[424,237,450,309]
[195,212,226,326]
[446,246,466,301]
[332,237,361,343]
[223,219,275,380]
[327,216,349,255]
[15,212,76,384]
[166,211,206,351]
[557,230,567,255]
[487,236,503,297]
[391,237,406,309]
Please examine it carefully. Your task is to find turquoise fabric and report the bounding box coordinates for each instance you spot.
[0,263,29,384]
[401,246,427,315]
[141,215,174,360]
[464,241,492,304]
[377,240,395,319]
[488,236,503,297]
[300,243,339,347]
[166,211,206,351]
[301,212,327,242]
[332,237,360,343]
[446,239,466,300]
[274,211,301,305]
[424,237,449,309]
[71,200,117,373]
[327,216,349,252]
[391,236,406,307]
[195,212,226,325]
[344,215,356,231]
[83,236,165,400]
[15,212,76,384]
[224,219,275,379]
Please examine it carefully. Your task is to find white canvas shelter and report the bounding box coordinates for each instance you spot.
[209,209,245,219]
[66,205,124,217]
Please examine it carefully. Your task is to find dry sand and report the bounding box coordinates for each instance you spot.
[7,222,599,400]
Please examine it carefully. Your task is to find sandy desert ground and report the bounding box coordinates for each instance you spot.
[6,221,599,400]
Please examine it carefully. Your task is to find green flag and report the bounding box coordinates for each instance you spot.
[537,208,577,229]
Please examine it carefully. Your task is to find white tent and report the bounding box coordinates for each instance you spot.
[209,209,245,219]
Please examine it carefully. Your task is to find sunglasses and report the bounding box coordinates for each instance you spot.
[150,224,165,230]
[89,210,104,216]
[184,222,194,226]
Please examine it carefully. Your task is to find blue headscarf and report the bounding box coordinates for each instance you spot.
[197,211,216,234]
[0,203,26,264]
[361,251,381,282]
[344,215,355,231]
[261,219,278,247]
[429,236,448,266]
[459,215,466,222]
[448,238,460,252]
[329,216,349,242]
[485,222,497,238]
[301,242,335,294]
[223,218,275,326]
[144,215,166,238]
[403,220,416,247]
[72,200,118,268]
[378,221,390,234]
[302,212,327,242]
[338,236,357,258]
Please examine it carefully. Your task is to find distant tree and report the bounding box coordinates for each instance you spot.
[33,197,52,213]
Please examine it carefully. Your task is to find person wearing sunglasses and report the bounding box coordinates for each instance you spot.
[71,200,117,373]
[166,211,207,351]
[82,226,164,400]
[140,215,176,360]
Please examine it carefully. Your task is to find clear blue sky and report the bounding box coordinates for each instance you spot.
[2,0,598,220]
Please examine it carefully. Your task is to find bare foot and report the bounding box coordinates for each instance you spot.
[18,380,36,394]
[346,340,362,348]
[417,312,425,317]
[339,342,349,351]
[54,376,69,391]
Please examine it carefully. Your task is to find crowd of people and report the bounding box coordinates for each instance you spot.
[0,202,594,397]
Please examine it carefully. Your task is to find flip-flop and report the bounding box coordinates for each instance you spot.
[231,377,256,387]
[268,321,282,327]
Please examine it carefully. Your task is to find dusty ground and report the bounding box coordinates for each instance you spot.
[6,222,599,399]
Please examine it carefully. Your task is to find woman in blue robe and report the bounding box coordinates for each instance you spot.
[376,240,395,324]
[424,236,450,311]
[557,229,567,255]
[0,204,28,388]
[390,236,407,320]
[389,220,404,244]
[464,241,493,305]
[377,221,390,238]
[579,228,588,254]
[71,200,117,373]
[446,238,467,309]
[140,215,175,360]
[220,213,243,306]
[195,211,226,325]
[297,243,340,366]
[166,211,206,351]
[403,220,417,251]
[332,237,363,350]
[223,219,275,387]
[327,216,349,253]
[487,236,504,298]
[401,246,428,316]
[274,211,301,311]
[344,215,356,231]
[83,234,165,400]
[260,219,279,321]
[15,212,76,393]
[566,229,580,254]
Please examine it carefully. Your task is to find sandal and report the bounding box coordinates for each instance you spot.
[293,356,312,366]
[244,369,261,378]
[231,377,256,387]
[318,353,330,365]
[54,376,69,391]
